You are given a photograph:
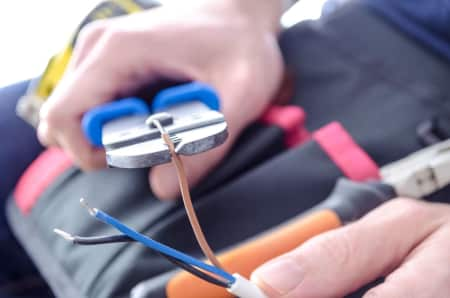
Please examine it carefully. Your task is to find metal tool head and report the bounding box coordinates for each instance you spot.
[381,138,450,198]
[102,101,228,168]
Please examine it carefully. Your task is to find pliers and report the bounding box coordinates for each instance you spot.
[82,82,228,168]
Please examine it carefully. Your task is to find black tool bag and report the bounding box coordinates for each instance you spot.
[6,2,450,297]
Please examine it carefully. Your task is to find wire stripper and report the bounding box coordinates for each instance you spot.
[82,82,228,168]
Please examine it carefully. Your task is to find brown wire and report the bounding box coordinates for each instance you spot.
[160,132,224,270]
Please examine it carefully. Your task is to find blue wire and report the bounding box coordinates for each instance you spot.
[94,209,236,284]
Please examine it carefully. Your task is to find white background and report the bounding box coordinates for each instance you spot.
[0,0,326,87]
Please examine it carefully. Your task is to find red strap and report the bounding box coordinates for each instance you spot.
[14,148,73,214]
[261,105,310,147]
[313,122,380,181]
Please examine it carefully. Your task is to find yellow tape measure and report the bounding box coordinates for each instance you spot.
[17,0,159,126]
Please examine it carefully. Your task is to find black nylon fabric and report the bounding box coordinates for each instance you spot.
[7,1,450,298]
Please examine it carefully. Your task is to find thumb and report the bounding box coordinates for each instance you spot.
[250,199,444,298]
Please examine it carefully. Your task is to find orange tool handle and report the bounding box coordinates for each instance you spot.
[167,209,342,298]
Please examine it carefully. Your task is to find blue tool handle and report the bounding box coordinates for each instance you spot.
[152,82,220,112]
[82,82,220,147]
[82,98,149,147]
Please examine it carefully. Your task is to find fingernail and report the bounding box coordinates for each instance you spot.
[252,258,305,296]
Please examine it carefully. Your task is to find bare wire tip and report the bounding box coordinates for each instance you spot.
[151,118,168,135]
[54,228,75,242]
[79,198,97,216]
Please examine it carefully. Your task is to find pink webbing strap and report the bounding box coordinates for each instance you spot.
[313,122,380,181]
[14,148,73,214]
[261,105,311,148]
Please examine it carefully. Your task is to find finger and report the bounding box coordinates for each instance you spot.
[37,117,57,147]
[48,22,196,126]
[48,34,125,115]
[251,199,446,298]
[67,20,109,72]
[37,102,60,147]
[39,103,105,168]
[37,21,109,148]
[364,222,450,298]
[41,31,139,168]
[56,119,106,170]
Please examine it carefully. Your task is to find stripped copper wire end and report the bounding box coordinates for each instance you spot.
[80,198,98,216]
[53,228,75,243]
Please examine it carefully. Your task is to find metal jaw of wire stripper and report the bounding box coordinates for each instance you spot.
[82,82,228,168]
[381,138,450,198]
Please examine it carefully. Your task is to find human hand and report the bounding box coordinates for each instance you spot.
[251,198,450,297]
[37,0,283,199]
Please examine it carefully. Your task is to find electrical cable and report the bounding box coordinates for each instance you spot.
[53,229,229,287]
[162,257,229,288]
[159,124,224,270]
[151,119,223,269]
[53,231,133,245]
[76,198,235,284]
[53,230,229,288]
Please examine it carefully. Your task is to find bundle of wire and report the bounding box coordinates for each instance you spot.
[54,198,234,288]
[54,119,235,289]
